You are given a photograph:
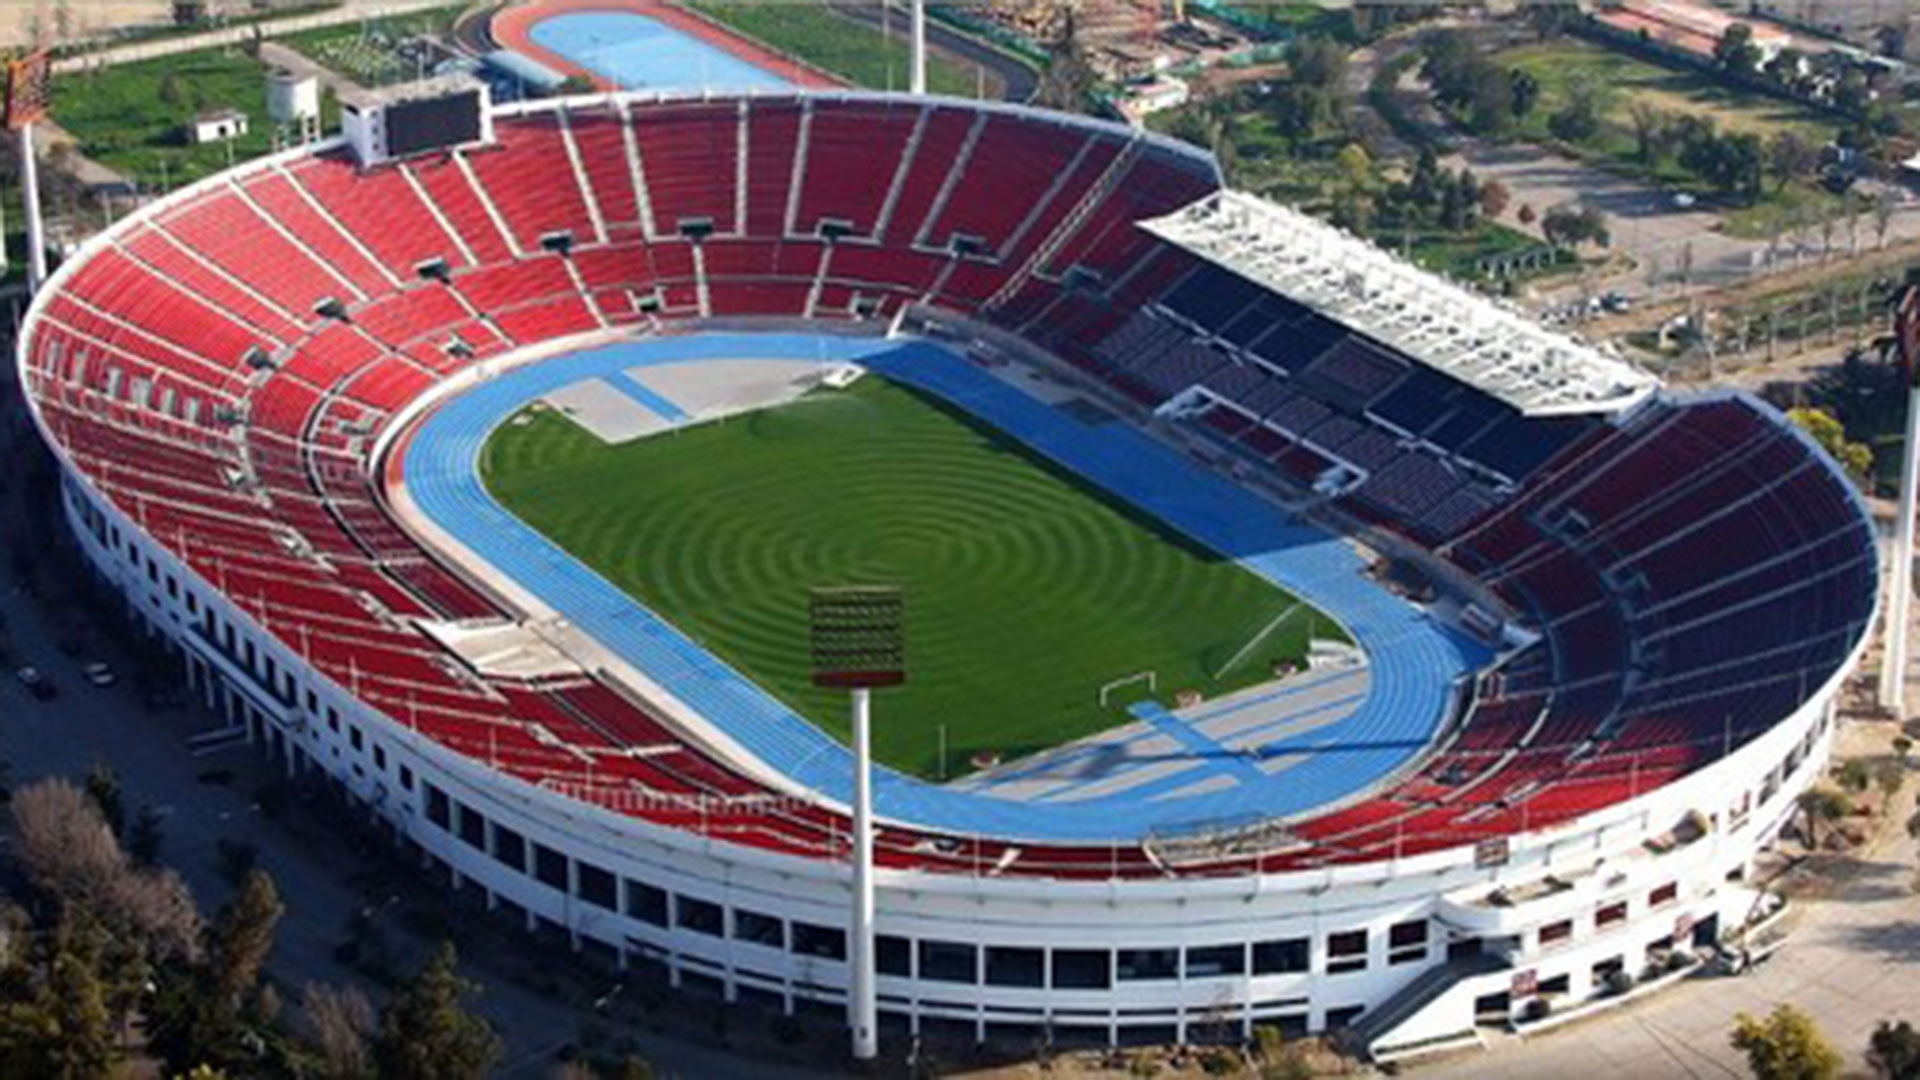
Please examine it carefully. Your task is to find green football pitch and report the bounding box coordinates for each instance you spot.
[481,377,1339,780]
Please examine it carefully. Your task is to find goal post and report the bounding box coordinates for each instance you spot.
[1098,670,1156,707]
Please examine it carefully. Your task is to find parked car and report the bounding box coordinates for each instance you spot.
[1671,192,1697,209]
[81,661,116,688]
[15,666,56,701]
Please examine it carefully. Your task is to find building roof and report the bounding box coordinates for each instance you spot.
[1138,190,1660,417]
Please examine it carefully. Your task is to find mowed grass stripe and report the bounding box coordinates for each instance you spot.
[482,377,1335,779]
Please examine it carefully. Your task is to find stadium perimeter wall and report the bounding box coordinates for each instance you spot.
[33,324,1856,1046]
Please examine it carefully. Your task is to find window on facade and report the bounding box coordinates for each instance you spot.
[491,825,526,872]
[1052,949,1111,989]
[1327,930,1368,974]
[877,935,911,977]
[792,921,846,961]
[1253,937,1310,975]
[350,726,364,751]
[576,863,617,910]
[533,844,567,890]
[1116,948,1180,982]
[733,909,783,948]
[373,745,387,771]
[424,785,450,829]
[624,880,667,927]
[1186,944,1246,978]
[676,895,724,937]
[1597,901,1628,929]
[455,804,485,851]
[399,765,414,791]
[985,947,1044,988]
[1539,920,1573,948]
[1388,920,1428,965]
[1649,882,1678,908]
[918,940,978,984]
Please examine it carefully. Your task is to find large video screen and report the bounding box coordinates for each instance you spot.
[386,91,482,157]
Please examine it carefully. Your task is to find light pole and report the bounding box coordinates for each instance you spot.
[809,585,906,1064]
[3,51,50,293]
[1880,285,1920,713]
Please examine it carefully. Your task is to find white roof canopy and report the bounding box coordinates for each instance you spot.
[1138,190,1660,417]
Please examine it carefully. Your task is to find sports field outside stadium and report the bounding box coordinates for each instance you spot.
[482,376,1337,780]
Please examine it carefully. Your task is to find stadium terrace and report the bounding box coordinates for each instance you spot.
[16,87,1877,1057]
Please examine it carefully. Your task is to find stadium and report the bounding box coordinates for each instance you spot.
[12,83,1881,1061]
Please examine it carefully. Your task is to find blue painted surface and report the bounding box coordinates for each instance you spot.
[606,370,690,422]
[528,11,791,90]
[403,333,1487,840]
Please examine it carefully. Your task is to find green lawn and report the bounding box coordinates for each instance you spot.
[483,377,1332,779]
[1498,39,1838,145]
[53,46,337,189]
[686,1,988,96]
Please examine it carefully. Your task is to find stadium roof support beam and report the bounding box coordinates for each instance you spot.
[1138,191,1660,417]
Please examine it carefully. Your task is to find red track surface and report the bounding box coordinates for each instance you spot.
[491,0,845,91]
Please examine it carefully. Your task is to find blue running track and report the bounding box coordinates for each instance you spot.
[528,11,792,91]
[401,334,1487,841]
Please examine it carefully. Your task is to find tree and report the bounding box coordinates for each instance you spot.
[1876,759,1906,808]
[1731,1005,1842,1080]
[1408,146,1442,213]
[1715,23,1762,77]
[1870,1019,1920,1080]
[207,869,282,1008]
[1797,787,1851,850]
[372,943,502,1080]
[302,983,375,1080]
[1766,132,1817,193]
[1542,204,1610,249]
[1335,142,1373,193]
[146,869,283,1076]
[1547,70,1608,143]
[1786,408,1872,486]
[1628,103,1669,164]
[1288,35,1348,93]
[1509,68,1540,119]
[128,802,163,866]
[1480,179,1511,221]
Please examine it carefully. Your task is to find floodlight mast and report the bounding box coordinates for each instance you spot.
[911,0,927,95]
[5,51,51,293]
[1880,285,1920,713]
[809,586,905,1064]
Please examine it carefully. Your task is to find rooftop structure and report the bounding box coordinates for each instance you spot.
[1139,190,1660,417]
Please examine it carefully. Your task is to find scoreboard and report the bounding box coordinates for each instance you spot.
[342,77,492,167]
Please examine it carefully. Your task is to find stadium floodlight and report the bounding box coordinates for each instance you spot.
[809,585,905,1063]
[4,50,49,292]
[1880,284,1920,713]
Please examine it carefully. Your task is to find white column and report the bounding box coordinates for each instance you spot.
[910,0,927,96]
[849,686,878,1060]
[19,122,45,292]
[1880,382,1920,712]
